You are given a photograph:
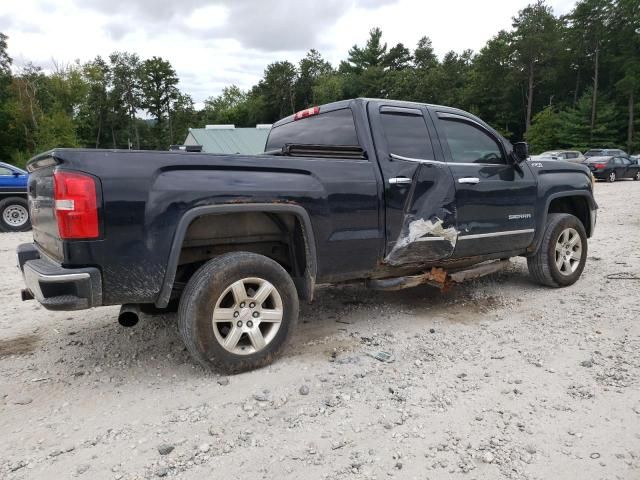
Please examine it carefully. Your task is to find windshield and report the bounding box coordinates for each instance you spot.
[584,150,603,157]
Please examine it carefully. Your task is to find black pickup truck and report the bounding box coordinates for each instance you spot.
[18,98,597,373]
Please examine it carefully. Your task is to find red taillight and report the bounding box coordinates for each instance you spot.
[293,106,319,121]
[53,171,99,239]
[594,163,606,169]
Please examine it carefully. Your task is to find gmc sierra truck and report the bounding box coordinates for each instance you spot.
[17,98,597,373]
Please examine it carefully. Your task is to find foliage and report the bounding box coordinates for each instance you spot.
[1,0,639,165]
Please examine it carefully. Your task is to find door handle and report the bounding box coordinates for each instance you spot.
[388,176,412,185]
[458,177,480,184]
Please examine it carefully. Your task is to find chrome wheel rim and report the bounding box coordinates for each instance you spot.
[609,172,616,182]
[2,204,28,227]
[635,171,640,180]
[555,227,582,275]
[212,277,283,355]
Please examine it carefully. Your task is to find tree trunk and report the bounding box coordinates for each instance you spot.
[95,115,101,149]
[590,45,599,141]
[628,90,635,153]
[526,61,534,131]
[573,68,580,108]
[133,111,140,149]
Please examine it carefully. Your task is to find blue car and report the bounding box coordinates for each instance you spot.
[0,161,31,232]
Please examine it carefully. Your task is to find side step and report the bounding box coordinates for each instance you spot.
[366,259,510,291]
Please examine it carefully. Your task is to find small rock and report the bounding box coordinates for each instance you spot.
[217,377,230,386]
[580,359,594,368]
[12,397,33,405]
[429,328,436,334]
[76,464,90,475]
[253,393,269,402]
[299,385,310,396]
[198,443,210,453]
[156,467,169,477]
[482,452,495,464]
[157,444,174,456]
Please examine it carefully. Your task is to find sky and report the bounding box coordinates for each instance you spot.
[0,0,578,108]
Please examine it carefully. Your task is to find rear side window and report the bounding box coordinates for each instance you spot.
[0,167,13,175]
[265,108,358,151]
[379,112,434,159]
[440,119,506,164]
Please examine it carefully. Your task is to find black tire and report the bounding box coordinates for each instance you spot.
[607,171,616,182]
[178,252,299,374]
[0,197,31,232]
[634,171,640,181]
[527,213,587,288]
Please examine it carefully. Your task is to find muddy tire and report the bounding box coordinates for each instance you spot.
[0,197,31,232]
[178,252,299,374]
[527,213,587,288]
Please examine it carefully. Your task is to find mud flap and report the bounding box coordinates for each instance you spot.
[385,162,458,266]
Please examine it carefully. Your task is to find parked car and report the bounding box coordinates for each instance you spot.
[531,150,585,163]
[17,98,597,373]
[585,155,640,182]
[584,148,629,159]
[0,162,31,232]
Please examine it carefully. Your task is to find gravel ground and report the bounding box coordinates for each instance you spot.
[1,181,639,480]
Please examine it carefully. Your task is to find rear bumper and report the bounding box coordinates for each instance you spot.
[17,243,102,310]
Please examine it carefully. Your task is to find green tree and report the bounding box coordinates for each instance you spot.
[140,56,179,148]
[0,32,15,161]
[296,49,333,108]
[511,1,561,131]
[566,0,612,139]
[109,52,142,149]
[258,61,297,120]
[525,106,563,152]
[559,90,619,150]
[610,0,640,152]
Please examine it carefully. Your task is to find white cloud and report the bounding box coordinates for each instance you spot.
[0,0,578,107]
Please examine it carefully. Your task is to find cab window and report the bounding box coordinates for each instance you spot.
[440,119,506,165]
[265,108,359,151]
[379,111,434,160]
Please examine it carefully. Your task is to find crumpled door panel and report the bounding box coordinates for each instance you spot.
[385,162,458,266]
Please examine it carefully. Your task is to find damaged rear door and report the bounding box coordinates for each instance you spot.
[368,102,457,266]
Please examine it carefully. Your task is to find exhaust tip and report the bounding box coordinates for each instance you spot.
[118,304,140,327]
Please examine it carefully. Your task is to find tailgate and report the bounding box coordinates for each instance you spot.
[28,162,64,261]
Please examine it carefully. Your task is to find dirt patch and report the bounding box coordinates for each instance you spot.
[0,333,40,358]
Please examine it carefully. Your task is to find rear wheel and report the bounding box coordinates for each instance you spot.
[178,252,299,373]
[0,197,31,232]
[634,171,640,181]
[607,171,616,182]
[527,213,587,287]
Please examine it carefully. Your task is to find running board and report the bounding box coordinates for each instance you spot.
[366,259,510,291]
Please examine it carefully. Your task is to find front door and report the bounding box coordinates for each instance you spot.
[368,102,457,266]
[431,111,537,257]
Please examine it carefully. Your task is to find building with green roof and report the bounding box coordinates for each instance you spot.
[183,124,271,155]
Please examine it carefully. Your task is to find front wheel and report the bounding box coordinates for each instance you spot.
[0,197,31,232]
[634,171,640,181]
[178,252,299,374]
[607,171,616,182]
[527,213,587,287]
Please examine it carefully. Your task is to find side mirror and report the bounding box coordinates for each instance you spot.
[13,172,21,177]
[513,142,529,163]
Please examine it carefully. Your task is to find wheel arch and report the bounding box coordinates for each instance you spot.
[529,192,596,255]
[155,203,317,308]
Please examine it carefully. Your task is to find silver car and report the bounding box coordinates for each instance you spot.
[531,150,586,163]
